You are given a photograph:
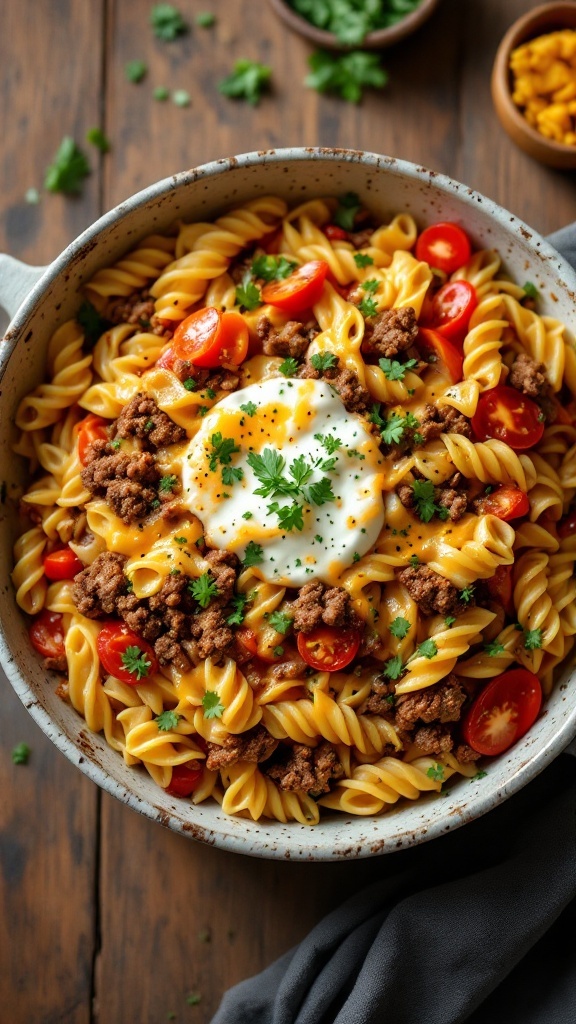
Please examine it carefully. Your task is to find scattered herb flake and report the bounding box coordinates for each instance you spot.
[12,742,30,765]
[202,690,225,719]
[125,60,147,83]
[159,474,178,493]
[278,356,299,377]
[416,639,438,660]
[153,85,170,101]
[242,541,264,567]
[218,59,272,106]
[523,627,543,650]
[240,401,258,416]
[226,593,250,626]
[460,584,475,604]
[333,191,361,230]
[77,300,110,347]
[121,645,152,680]
[485,640,505,657]
[150,4,188,41]
[306,49,388,103]
[189,573,219,608]
[384,655,404,681]
[156,710,181,731]
[357,295,378,317]
[310,351,338,372]
[389,616,410,639]
[353,252,373,267]
[196,11,215,27]
[523,281,538,299]
[86,128,111,153]
[426,762,444,782]
[44,137,90,195]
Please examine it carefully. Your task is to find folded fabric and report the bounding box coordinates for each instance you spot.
[211,230,576,1024]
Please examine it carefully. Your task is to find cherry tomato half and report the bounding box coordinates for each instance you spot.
[77,414,109,466]
[324,224,349,242]
[165,763,204,798]
[474,485,530,522]
[29,610,65,660]
[261,260,329,315]
[428,280,478,342]
[415,222,472,274]
[96,622,158,685]
[156,346,175,370]
[43,546,84,581]
[558,509,576,540]
[462,668,542,756]
[472,385,544,451]
[172,307,249,368]
[236,627,259,657]
[417,328,463,384]
[485,564,514,617]
[296,626,361,672]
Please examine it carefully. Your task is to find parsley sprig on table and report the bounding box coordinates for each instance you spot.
[12,742,30,765]
[121,646,152,680]
[44,137,90,195]
[219,59,272,106]
[150,4,188,40]
[305,49,388,103]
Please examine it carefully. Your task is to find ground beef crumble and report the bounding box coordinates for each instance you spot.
[113,393,186,449]
[81,441,159,524]
[171,358,240,393]
[288,581,359,634]
[397,564,468,617]
[412,723,454,756]
[362,306,419,359]
[256,315,318,358]
[394,675,467,731]
[417,403,471,443]
[299,356,371,415]
[106,288,173,338]
[264,741,344,793]
[508,352,556,423]
[397,472,468,523]
[205,725,278,771]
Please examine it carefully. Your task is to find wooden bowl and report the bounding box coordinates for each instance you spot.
[491,1,576,169]
[267,0,440,50]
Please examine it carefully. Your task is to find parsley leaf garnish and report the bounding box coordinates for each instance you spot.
[362,278,380,295]
[306,50,388,103]
[383,655,404,681]
[310,351,338,372]
[221,465,244,486]
[125,60,147,83]
[235,279,262,311]
[155,710,181,732]
[460,585,475,604]
[226,593,250,626]
[314,432,342,454]
[44,137,90,195]
[279,357,300,376]
[12,742,30,765]
[183,377,197,391]
[409,555,420,568]
[389,616,410,639]
[267,500,305,532]
[202,691,225,719]
[354,252,374,267]
[189,573,219,608]
[416,639,438,659]
[379,411,406,446]
[247,448,297,499]
[426,763,444,782]
[523,281,538,300]
[150,4,188,40]
[219,59,272,106]
[485,640,505,657]
[307,477,335,505]
[333,191,361,230]
[445,615,456,628]
[208,433,240,472]
[121,645,152,680]
[159,474,178,493]
[240,401,258,416]
[251,254,297,282]
[77,300,110,347]
[196,11,215,27]
[357,294,378,317]
[471,770,488,782]
[289,455,314,488]
[379,356,419,381]
[86,127,111,153]
[243,541,264,567]
[412,480,438,523]
[523,627,543,650]
[268,610,293,634]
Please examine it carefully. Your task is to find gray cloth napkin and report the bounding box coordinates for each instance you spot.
[211,229,576,1024]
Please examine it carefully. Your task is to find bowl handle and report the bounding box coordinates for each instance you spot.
[0,254,47,323]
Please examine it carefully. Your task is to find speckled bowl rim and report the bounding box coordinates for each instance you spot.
[2,146,576,860]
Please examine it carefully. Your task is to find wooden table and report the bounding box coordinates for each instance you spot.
[1,1,574,1020]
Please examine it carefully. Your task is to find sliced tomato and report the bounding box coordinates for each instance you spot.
[29,610,65,660]
[324,224,349,242]
[297,626,361,672]
[463,669,542,756]
[96,622,158,685]
[485,564,514,616]
[417,327,463,384]
[474,485,530,522]
[172,308,249,368]
[472,385,544,451]
[165,763,204,797]
[427,280,477,342]
[156,346,175,370]
[415,222,472,274]
[77,414,109,465]
[261,260,329,315]
[558,509,576,540]
[43,546,84,581]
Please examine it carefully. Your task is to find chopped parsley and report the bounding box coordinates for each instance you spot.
[183,377,197,391]
[248,448,297,499]
[189,573,219,608]
[523,627,543,650]
[144,419,154,431]
[174,536,188,545]
[444,615,456,628]
[196,11,215,27]
[523,281,538,300]
[471,770,488,782]
[155,710,181,732]
[353,252,374,268]
[226,592,250,626]
[150,4,188,40]
[86,127,111,153]
[221,465,244,486]
[242,541,264,567]
[77,300,110,347]
[153,86,170,101]
[219,59,272,106]
[389,616,410,639]
[333,191,361,231]
[251,254,296,282]
[125,60,147,83]
[121,645,152,680]
[202,690,225,719]
[379,356,418,381]
[409,555,420,568]
[362,278,380,295]
[242,511,253,520]
[460,584,475,604]
[426,763,444,782]
[416,639,438,660]
[240,401,258,416]
[352,551,361,562]
[307,477,335,505]
[279,357,300,376]
[412,479,449,523]
[267,500,305,532]
[310,351,338,372]
[314,432,342,454]
[198,406,209,417]
[208,432,240,472]
[273,645,285,657]
[357,295,378,318]
[186,992,202,1006]
[159,474,178,493]
[235,279,262,311]
[12,742,30,765]
[485,640,505,657]
[44,137,90,195]
[383,655,404,681]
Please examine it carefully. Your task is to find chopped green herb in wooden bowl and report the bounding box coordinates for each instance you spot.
[267,0,440,50]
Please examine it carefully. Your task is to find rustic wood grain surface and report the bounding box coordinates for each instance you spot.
[0,1,574,1021]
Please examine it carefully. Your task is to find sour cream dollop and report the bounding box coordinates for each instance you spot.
[181,376,385,586]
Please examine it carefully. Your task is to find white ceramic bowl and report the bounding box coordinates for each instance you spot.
[1,148,575,860]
